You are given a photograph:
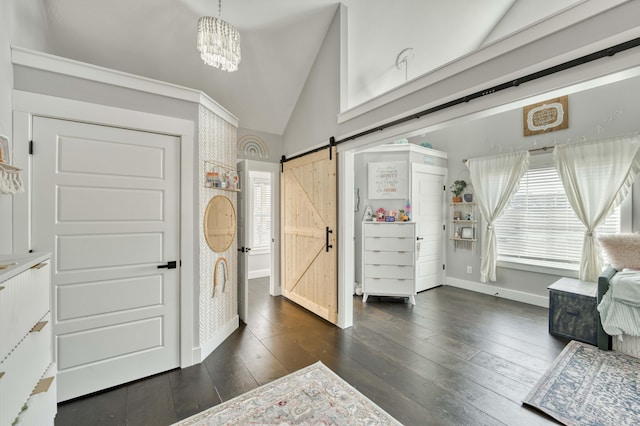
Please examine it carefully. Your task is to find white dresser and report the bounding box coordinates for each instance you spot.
[0,252,56,426]
[362,222,417,305]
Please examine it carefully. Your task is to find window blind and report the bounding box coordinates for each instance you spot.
[252,176,271,250]
[494,164,620,269]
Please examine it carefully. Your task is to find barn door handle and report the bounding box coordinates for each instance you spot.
[325,227,333,252]
[158,261,177,269]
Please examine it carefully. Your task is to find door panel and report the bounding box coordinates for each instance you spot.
[281,149,337,324]
[412,167,446,292]
[237,160,249,322]
[32,117,180,402]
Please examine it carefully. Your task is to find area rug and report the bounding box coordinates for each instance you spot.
[523,340,640,425]
[174,361,402,425]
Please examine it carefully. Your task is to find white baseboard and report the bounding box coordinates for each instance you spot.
[193,315,239,363]
[248,269,270,279]
[446,276,549,308]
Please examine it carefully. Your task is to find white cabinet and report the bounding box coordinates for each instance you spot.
[362,222,418,305]
[0,253,55,426]
[356,143,447,295]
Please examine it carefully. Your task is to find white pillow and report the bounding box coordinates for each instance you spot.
[598,233,640,270]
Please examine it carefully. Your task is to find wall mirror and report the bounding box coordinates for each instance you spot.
[204,195,236,252]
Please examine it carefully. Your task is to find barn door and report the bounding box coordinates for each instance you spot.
[31,116,180,401]
[281,148,337,324]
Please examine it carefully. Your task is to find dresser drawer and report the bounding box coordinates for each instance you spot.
[363,223,414,238]
[364,250,413,266]
[364,277,415,296]
[365,237,414,252]
[0,262,50,361]
[364,264,413,279]
[14,363,56,426]
[0,313,52,426]
[549,290,597,345]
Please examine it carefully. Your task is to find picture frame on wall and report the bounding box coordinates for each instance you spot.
[368,161,408,199]
[461,227,474,239]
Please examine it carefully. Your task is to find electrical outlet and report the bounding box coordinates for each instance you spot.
[466,265,472,274]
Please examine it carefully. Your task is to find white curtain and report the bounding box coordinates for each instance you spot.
[554,135,640,282]
[467,151,529,283]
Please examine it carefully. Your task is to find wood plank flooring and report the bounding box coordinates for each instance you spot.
[55,280,567,425]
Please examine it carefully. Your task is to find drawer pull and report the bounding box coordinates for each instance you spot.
[31,262,48,270]
[30,321,48,332]
[31,377,55,396]
[0,286,4,292]
[0,372,4,380]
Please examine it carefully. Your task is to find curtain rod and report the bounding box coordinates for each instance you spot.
[462,145,554,163]
[280,37,640,165]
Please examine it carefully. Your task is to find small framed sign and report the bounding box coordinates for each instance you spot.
[461,227,474,239]
[368,161,408,199]
[523,96,568,136]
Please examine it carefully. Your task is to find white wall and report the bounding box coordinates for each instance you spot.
[284,0,640,306]
[282,7,341,155]
[427,71,640,298]
[237,127,282,164]
[0,0,50,254]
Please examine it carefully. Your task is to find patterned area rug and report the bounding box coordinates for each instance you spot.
[523,340,640,425]
[174,361,402,425]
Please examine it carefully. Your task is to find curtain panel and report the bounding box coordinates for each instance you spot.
[467,151,530,283]
[554,135,640,282]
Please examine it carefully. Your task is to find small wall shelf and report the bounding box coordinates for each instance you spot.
[203,160,241,192]
[449,202,477,251]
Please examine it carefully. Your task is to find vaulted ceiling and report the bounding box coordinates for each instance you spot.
[38,0,581,135]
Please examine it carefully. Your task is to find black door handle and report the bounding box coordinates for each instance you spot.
[158,261,177,269]
[326,227,333,252]
[237,247,252,253]
[417,237,424,241]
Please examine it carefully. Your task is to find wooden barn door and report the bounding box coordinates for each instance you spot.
[281,148,337,324]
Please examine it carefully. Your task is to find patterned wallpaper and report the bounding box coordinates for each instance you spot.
[198,105,238,346]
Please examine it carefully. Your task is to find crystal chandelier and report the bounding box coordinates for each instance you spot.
[197,0,241,72]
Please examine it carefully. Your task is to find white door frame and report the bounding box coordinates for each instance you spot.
[237,159,281,297]
[12,90,198,368]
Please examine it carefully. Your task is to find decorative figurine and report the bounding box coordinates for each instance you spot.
[363,205,374,221]
[376,208,386,222]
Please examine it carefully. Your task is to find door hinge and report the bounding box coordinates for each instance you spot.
[443,185,446,191]
[29,140,33,155]
[443,224,446,231]
[443,264,446,270]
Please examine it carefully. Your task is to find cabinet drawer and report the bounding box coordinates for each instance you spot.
[0,313,52,426]
[364,264,413,279]
[549,291,597,345]
[0,262,51,361]
[14,363,57,426]
[363,223,414,238]
[364,277,415,296]
[364,250,413,266]
[365,237,414,252]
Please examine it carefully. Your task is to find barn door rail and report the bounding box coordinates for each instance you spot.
[279,37,640,163]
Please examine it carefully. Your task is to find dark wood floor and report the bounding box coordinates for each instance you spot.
[55,279,567,425]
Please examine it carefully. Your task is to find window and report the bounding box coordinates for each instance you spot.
[494,158,620,272]
[250,172,271,251]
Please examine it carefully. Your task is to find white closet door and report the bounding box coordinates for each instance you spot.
[412,165,446,292]
[31,117,180,402]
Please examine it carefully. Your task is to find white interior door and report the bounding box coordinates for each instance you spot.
[412,164,446,292]
[236,160,249,323]
[31,116,180,402]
